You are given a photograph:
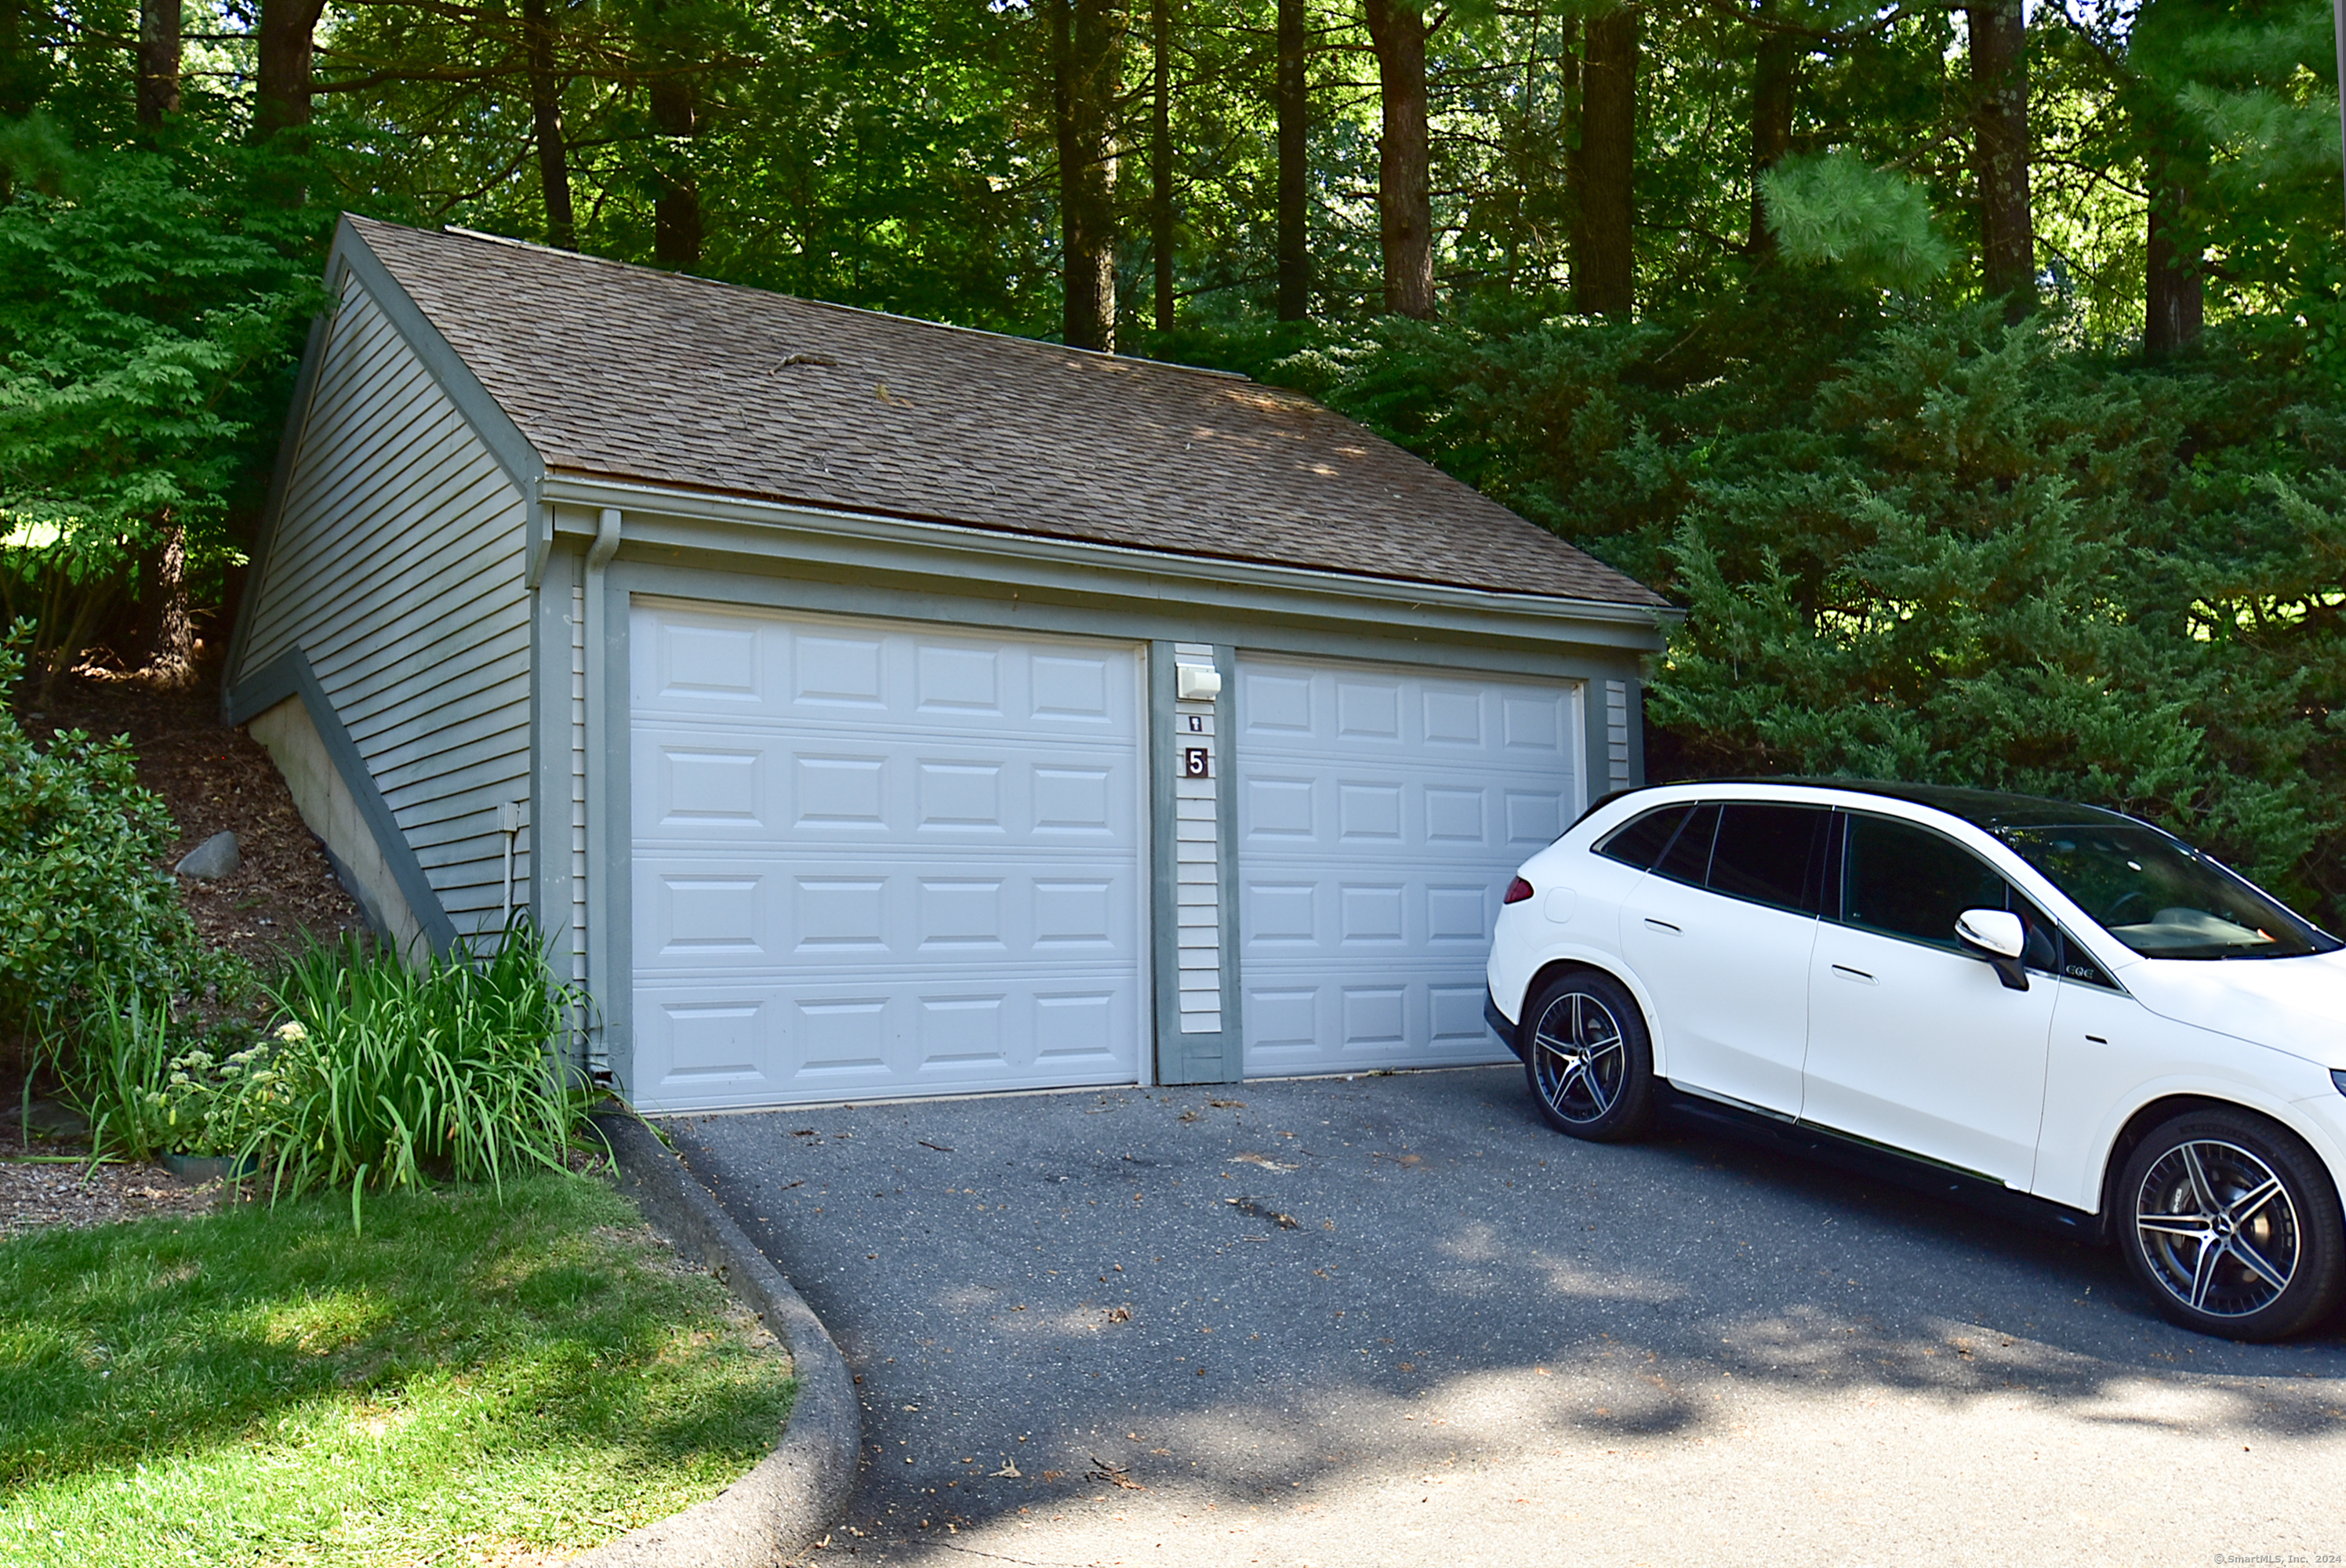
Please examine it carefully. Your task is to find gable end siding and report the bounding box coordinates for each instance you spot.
[235,274,534,942]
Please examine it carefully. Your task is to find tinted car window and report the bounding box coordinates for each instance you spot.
[1596,804,1694,871]
[1842,814,2017,952]
[1708,804,1828,914]
[1996,822,2337,960]
[1654,803,1720,887]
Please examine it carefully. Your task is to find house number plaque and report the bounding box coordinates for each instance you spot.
[1182,746,1211,779]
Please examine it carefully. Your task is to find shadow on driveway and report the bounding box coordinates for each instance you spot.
[664,1067,2346,1565]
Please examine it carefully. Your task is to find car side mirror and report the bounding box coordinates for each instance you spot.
[1956,908,2030,991]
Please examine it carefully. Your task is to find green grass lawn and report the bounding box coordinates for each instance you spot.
[0,1171,795,1566]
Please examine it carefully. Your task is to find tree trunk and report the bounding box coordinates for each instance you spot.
[1056,0,1121,352]
[1746,0,1793,254]
[136,0,180,126]
[2144,165,2203,358]
[139,522,196,690]
[1966,0,2032,318]
[1575,5,1635,317]
[256,0,322,138]
[649,71,701,268]
[1153,0,1174,332]
[1,0,52,124]
[1276,0,1309,320]
[1563,15,1584,299]
[524,0,574,249]
[1362,0,1434,318]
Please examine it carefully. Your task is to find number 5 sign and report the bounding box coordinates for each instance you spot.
[1182,746,1211,779]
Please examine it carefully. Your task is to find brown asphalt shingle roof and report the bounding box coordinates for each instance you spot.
[348,216,1665,608]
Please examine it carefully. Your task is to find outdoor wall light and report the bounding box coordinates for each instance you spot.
[1175,664,1222,701]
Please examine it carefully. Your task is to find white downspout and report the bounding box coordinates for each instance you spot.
[582,507,622,1076]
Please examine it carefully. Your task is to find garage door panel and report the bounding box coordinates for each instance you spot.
[1504,692,1566,751]
[1335,677,1402,742]
[1239,970,1521,1069]
[1237,654,1577,1074]
[792,630,886,709]
[1422,686,1486,746]
[1031,653,1119,724]
[633,602,1145,1109]
[1236,873,1496,954]
[1503,789,1566,846]
[632,974,1142,1108]
[639,855,1140,971]
[1033,765,1117,835]
[635,732,1135,844]
[635,611,1142,732]
[650,615,764,703]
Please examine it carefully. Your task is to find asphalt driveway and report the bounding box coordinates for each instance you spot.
[663,1067,2346,1566]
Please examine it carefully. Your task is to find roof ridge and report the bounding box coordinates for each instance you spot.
[401,217,1255,386]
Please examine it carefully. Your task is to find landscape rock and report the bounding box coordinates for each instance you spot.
[174,830,241,880]
[22,1100,89,1138]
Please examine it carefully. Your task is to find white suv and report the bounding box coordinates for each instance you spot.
[1484,779,2346,1341]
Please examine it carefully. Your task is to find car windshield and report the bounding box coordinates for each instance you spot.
[1994,822,2337,960]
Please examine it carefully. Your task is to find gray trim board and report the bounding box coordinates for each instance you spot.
[542,476,1676,654]
[327,217,545,495]
[596,568,635,1091]
[1625,675,1649,789]
[1147,639,1242,1087]
[223,648,461,955]
[1582,677,1611,814]
[1146,643,1187,1083]
[608,556,1640,689]
[1212,640,1244,1073]
[221,311,332,707]
[528,543,574,985]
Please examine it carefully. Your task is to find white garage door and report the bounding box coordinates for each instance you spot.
[630,602,1148,1110]
[1235,655,1582,1076]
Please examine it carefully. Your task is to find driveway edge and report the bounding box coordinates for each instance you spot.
[575,1109,861,1567]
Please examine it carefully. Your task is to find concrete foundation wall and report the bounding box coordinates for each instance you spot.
[248,694,427,959]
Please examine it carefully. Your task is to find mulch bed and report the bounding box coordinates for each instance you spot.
[0,1120,223,1240]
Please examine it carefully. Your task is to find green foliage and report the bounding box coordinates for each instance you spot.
[1762,151,1956,291]
[253,925,595,1225]
[64,919,594,1216]
[0,117,327,676]
[1227,279,2346,917]
[0,626,199,1041]
[1360,287,2327,910]
[67,989,290,1160]
[0,1174,794,1564]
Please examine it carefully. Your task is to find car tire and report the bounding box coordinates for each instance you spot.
[1519,968,1655,1143]
[2116,1108,2346,1341]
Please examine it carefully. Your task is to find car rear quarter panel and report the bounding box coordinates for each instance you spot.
[1487,842,1668,1065]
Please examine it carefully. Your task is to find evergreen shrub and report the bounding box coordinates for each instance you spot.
[0,626,200,1044]
[1243,285,2346,920]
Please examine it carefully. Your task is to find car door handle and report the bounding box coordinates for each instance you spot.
[1643,917,1682,935]
[1831,964,1877,985]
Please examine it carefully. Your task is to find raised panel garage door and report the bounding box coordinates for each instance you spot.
[1235,655,1582,1076]
[630,601,1147,1110]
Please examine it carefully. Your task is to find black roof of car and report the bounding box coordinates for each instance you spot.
[1611,778,2144,834]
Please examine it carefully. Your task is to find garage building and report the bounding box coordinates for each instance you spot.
[223,216,1669,1110]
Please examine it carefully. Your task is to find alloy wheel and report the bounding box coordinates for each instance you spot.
[2132,1138,2301,1319]
[1531,990,1626,1125]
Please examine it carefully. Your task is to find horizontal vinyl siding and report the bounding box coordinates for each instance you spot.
[238,275,532,943]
